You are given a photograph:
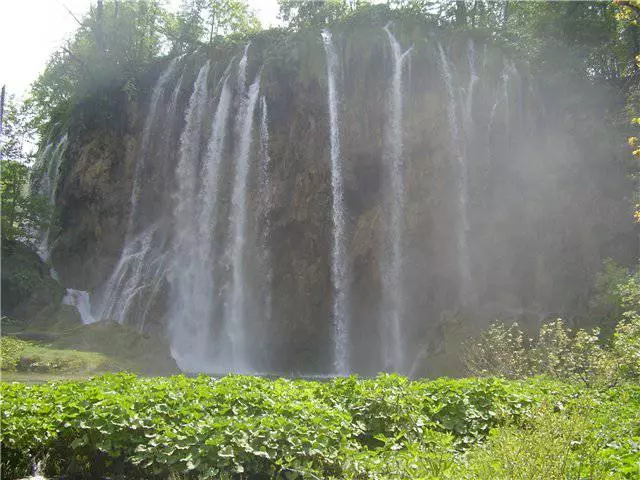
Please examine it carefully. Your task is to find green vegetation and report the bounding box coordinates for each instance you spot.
[0,96,51,246]
[0,336,110,374]
[0,320,179,381]
[1,374,637,479]
[463,259,640,387]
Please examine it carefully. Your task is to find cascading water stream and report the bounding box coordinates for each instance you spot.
[225,70,261,372]
[382,24,412,372]
[321,29,350,375]
[128,57,180,235]
[489,61,515,135]
[63,289,97,325]
[259,96,273,331]
[97,58,181,326]
[169,60,213,370]
[438,43,473,304]
[237,43,251,95]
[36,134,68,263]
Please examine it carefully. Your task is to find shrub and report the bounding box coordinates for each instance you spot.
[457,401,638,480]
[463,318,638,387]
[0,336,29,371]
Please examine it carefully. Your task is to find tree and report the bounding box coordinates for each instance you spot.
[278,0,359,29]
[0,97,50,245]
[164,0,260,53]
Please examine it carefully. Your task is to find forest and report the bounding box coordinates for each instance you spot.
[1,0,639,478]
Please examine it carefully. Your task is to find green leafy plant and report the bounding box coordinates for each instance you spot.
[2,373,636,479]
[0,336,29,371]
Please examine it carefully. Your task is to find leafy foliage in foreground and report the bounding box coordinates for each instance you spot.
[1,374,638,479]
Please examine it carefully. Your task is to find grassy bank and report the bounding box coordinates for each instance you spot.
[1,320,179,383]
[1,373,638,479]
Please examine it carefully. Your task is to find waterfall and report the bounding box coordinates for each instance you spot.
[62,289,96,325]
[128,57,180,235]
[36,134,68,263]
[489,61,513,134]
[237,43,251,95]
[169,60,214,371]
[192,67,233,368]
[382,25,412,372]
[259,96,273,330]
[97,57,182,326]
[225,71,261,372]
[463,40,478,136]
[438,43,474,304]
[322,29,350,375]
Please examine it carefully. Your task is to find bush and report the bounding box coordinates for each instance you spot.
[463,318,639,387]
[0,336,29,370]
[458,400,639,479]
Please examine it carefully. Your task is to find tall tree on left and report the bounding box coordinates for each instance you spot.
[0,96,51,245]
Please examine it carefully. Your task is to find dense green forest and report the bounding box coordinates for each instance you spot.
[1,0,640,479]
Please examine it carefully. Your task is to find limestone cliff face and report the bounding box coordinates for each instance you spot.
[48,21,637,375]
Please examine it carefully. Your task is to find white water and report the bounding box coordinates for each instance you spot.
[169,60,213,371]
[62,289,97,325]
[259,95,273,328]
[226,71,261,372]
[36,134,68,262]
[382,25,412,372]
[322,29,350,375]
[98,58,181,326]
[438,43,474,304]
[237,43,251,95]
[128,57,180,235]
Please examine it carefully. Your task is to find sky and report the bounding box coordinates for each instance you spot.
[0,0,281,99]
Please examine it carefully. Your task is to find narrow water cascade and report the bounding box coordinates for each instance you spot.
[489,61,514,135]
[128,57,180,235]
[438,43,474,305]
[168,60,213,370]
[97,58,181,326]
[36,134,68,263]
[322,29,350,375]
[381,24,412,372]
[258,96,273,331]
[237,43,251,95]
[192,68,233,361]
[62,289,96,325]
[225,71,261,372]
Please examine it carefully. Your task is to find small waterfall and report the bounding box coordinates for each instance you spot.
[128,57,180,235]
[489,61,514,134]
[62,289,96,325]
[225,71,261,372]
[463,40,478,136]
[97,58,181,326]
[322,29,350,375]
[382,24,412,372]
[259,96,273,329]
[169,60,213,371]
[36,134,68,263]
[438,43,473,304]
[237,43,251,95]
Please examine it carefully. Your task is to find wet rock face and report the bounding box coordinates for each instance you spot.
[49,23,637,375]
